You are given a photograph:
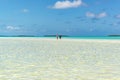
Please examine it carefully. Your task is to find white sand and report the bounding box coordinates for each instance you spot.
[0,38,120,80]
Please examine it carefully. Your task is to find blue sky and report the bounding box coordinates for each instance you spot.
[0,0,120,36]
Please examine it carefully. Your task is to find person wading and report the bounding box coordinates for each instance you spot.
[59,35,62,39]
[56,34,58,40]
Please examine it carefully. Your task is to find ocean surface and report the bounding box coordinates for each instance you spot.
[35,36,120,40]
[62,36,120,40]
[1,36,120,40]
[0,36,120,40]
[0,37,120,80]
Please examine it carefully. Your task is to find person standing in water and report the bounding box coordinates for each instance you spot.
[56,34,58,40]
[59,35,62,39]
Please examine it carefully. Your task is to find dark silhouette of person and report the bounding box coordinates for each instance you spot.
[59,35,62,39]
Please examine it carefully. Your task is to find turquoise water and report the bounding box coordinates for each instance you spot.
[0,36,120,40]
[42,36,120,40]
[64,36,120,40]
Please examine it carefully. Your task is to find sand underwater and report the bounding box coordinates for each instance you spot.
[0,38,120,80]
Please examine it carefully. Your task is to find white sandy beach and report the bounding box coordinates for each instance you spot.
[0,38,120,80]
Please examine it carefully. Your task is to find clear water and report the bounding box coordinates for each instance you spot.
[0,38,120,80]
[1,36,120,40]
[63,36,120,40]
[37,36,120,40]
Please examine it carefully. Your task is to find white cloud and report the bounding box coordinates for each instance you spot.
[86,12,95,18]
[51,0,83,9]
[22,9,29,13]
[97,12,107,18]
[86,12,107,19]
[6,26,20,30]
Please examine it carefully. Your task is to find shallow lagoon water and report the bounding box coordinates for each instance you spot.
[0,38,120,80]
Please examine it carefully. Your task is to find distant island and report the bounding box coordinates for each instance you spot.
[44,35,69,37]
[0,35,69,37]
[108,35,120,37]
[0,35,35,37]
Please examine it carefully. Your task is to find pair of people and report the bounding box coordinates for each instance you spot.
[56,34,62,40]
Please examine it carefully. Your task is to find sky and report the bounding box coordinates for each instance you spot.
[0,0,120,36]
